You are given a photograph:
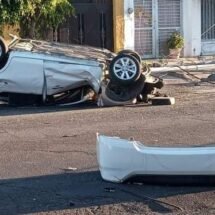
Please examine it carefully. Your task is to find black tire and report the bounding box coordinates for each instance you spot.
[105,75,146,102]
[118,49,142,63]
[109,54,141,85]
[0,37,8,63]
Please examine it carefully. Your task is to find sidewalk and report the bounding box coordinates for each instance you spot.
[147,56,215,84]
[146,55,215,67]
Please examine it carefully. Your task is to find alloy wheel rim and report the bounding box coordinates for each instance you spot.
[113,57,137,80]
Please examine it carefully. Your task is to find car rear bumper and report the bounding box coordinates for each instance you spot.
[97,135,215,183]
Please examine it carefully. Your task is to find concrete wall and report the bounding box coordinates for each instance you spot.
[183,0,201,57]
[124,0,135,50]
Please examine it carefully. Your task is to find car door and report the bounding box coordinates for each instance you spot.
[43,59,102,96]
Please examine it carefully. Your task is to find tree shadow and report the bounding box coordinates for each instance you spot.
[0,171,214,215]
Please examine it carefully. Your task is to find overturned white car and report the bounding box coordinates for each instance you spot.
[0,35,163,106]
[97,135,215,184]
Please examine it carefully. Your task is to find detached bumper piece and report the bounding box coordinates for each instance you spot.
[97,135,215,185]
[151,97,175,106]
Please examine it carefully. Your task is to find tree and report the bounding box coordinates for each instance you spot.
[0,0,22,27]
[20,0,74,39]
[0,0,74,39]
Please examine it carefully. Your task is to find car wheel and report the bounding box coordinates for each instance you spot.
[109,54,141,85]
[0,37,8,63]
[105,74,146,102]
[117,49,142,63]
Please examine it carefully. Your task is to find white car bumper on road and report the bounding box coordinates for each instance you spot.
[97,134,215,183]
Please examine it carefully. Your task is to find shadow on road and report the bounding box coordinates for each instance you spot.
[0,102,99,117]
[0,171,214,214]
[0,103,150,117]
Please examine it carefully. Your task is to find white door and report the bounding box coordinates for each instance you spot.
[201,0,215,55]
[134,0,181,58]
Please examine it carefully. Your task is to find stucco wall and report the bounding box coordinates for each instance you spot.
[113,0,124,52]
[124,0,135,50]
[183,0,201,57]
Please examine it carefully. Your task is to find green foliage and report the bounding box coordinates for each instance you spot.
[20,0,75,39]
[0,0,23,26]
[42,0,74,29]
[167,32,184,49]
[0,0,74,39]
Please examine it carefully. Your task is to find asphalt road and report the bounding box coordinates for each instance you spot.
[0,83,215,215]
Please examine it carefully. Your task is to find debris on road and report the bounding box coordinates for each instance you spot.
[61,167,78,172]
[151,97,175,106]
[207,74,215,81]
[201,73,215,84]
[97,134,215,184]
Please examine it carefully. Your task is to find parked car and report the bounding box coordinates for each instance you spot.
[0,35,163,106]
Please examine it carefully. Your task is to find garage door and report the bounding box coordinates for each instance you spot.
[134,0,181,58]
